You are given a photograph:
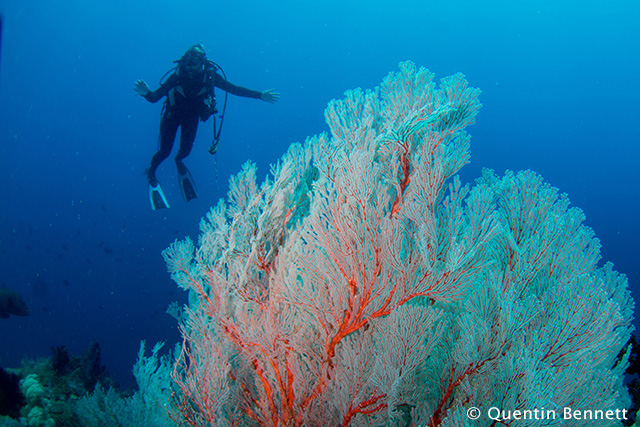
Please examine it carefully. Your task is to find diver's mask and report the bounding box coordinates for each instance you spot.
[181,48,206,77]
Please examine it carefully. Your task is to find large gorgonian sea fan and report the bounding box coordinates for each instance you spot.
[163,61,634,427]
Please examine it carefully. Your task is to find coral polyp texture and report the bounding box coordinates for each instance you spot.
[163,61,634,427]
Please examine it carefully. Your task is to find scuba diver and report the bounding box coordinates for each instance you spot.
[134,44,279,210]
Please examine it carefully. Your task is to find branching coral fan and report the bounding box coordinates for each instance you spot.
[163,61,634,427]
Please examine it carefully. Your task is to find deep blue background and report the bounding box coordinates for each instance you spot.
[1,0,638,387]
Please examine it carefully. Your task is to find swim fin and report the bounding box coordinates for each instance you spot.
[177,163,198,202]
[149,182,170,210]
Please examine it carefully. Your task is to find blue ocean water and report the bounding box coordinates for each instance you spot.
[0,0,638,388]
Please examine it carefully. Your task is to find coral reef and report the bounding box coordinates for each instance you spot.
[0,341,174,427]
[20,374,54,427]
[0,342,110,427]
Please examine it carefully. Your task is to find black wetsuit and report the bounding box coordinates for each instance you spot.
[144,63,262,182]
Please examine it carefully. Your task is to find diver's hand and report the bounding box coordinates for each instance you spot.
[134,79,150,97]
[260,89,280,104]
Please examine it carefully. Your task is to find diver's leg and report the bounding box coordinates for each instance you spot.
[148,112,179,185]
[175,114,199,172]
[175,115,200,201]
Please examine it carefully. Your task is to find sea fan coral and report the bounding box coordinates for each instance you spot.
[164,61,633,427]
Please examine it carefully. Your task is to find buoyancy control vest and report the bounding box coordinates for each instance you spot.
[164,60,217,120]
